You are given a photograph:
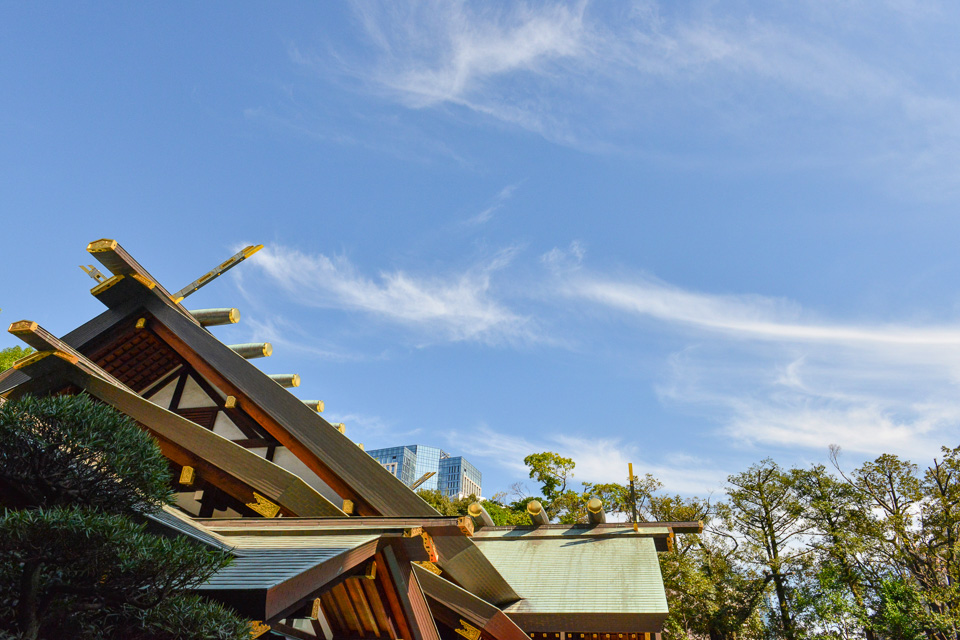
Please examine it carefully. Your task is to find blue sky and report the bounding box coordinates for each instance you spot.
[4,1,960,497]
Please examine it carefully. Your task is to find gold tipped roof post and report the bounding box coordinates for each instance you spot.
[228,343,272,359]
[526,500,550,526]
[301,400,324,413]
[410,471,436,490]
[190,308,240,327]
[268,373,300,388]
[587,497,607,524]
[468,502,495,529]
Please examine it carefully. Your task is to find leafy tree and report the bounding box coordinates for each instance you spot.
[0,345,32,372]
[872,578,927,640]
[725,459,809,640]
[522,451,579,521]
[416,489,532,526]
[583,473,661,522]
[0,394,171,512]
[415,489,476,516]
[658,495,770,640]
[523,451,575,502]
[829,447,960,640]
[0,394,248,640]
[794,462,877,640]
[479,497,530,526]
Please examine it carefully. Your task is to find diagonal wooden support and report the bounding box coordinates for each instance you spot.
[87,239,176,299]
[9,320,124,385]
[86,238,201,325]
[173,244,262,302]
[6,321,343,518]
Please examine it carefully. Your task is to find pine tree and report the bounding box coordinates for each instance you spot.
[0,394,248,640]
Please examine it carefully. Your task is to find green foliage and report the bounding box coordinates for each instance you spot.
[725,459,808,640]
[479,498,530,526]
[415,489,477,516]
[0,345,32,371]
[0,393,172,512]
[873,578,928,640]
[0,506,241,638]
[523,451,575,502]
[0,395,248,640]
[497,444,960,640]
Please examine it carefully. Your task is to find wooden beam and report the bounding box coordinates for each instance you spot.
[58,365,342,517]
[587,497,607,524]
[231,438,277,450]
[229,343,273,359]
[361,568,397,640]
[8,320,123,387]
[148,319,378,515]
[173,244,262,302]
[269,373,300,388]
[85,238,188,313]
[468,502,495,528]
[320,591,346,635]
[346,577,381,637]
[331,582,364,637]
[190,308,240,327]
[380,545,440,640]
[271,622,316,640]
[526,500,550,526]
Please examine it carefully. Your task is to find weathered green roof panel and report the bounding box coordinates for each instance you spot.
[474,536,668,632]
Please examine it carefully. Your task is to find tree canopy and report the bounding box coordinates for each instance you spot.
[0,394,248,640]
[0,345,32,372]
[492,445,960,640]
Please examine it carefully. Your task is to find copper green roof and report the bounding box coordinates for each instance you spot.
[473,535,668,632]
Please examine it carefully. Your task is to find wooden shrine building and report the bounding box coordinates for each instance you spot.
[0,239,701,640]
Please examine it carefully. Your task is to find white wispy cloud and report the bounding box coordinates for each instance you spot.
[555,264,960,459]
[351,2,588,108]
[464,181,523,225]
[315,1,960,192]
[241,314,372,363]
[245,244,537,345]
[563,272,960,346]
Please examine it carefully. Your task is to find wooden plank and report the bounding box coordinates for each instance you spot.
[141,295,438,517]
[361,568,397,640]
[64,367,343,517]
[7,320,125,388]
[380,546,440,640]
[231,438,278,449]
[346,577,381,637]
[375,552,414,640]
[403,554,442,640]
[320,591,346,635]
[85,238,197,322]
[331,582,363,636]
[413,565,529,640]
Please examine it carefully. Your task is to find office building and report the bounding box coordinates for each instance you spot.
[364,445,418,486]
[367,444,482,498]
[439,455,482,499]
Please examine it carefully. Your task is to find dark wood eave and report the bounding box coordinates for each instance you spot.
[85,238,201,324]
[122,275,438,517]
[198,515,475,537]
[412,564,529,640]
[4,326,342,518]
